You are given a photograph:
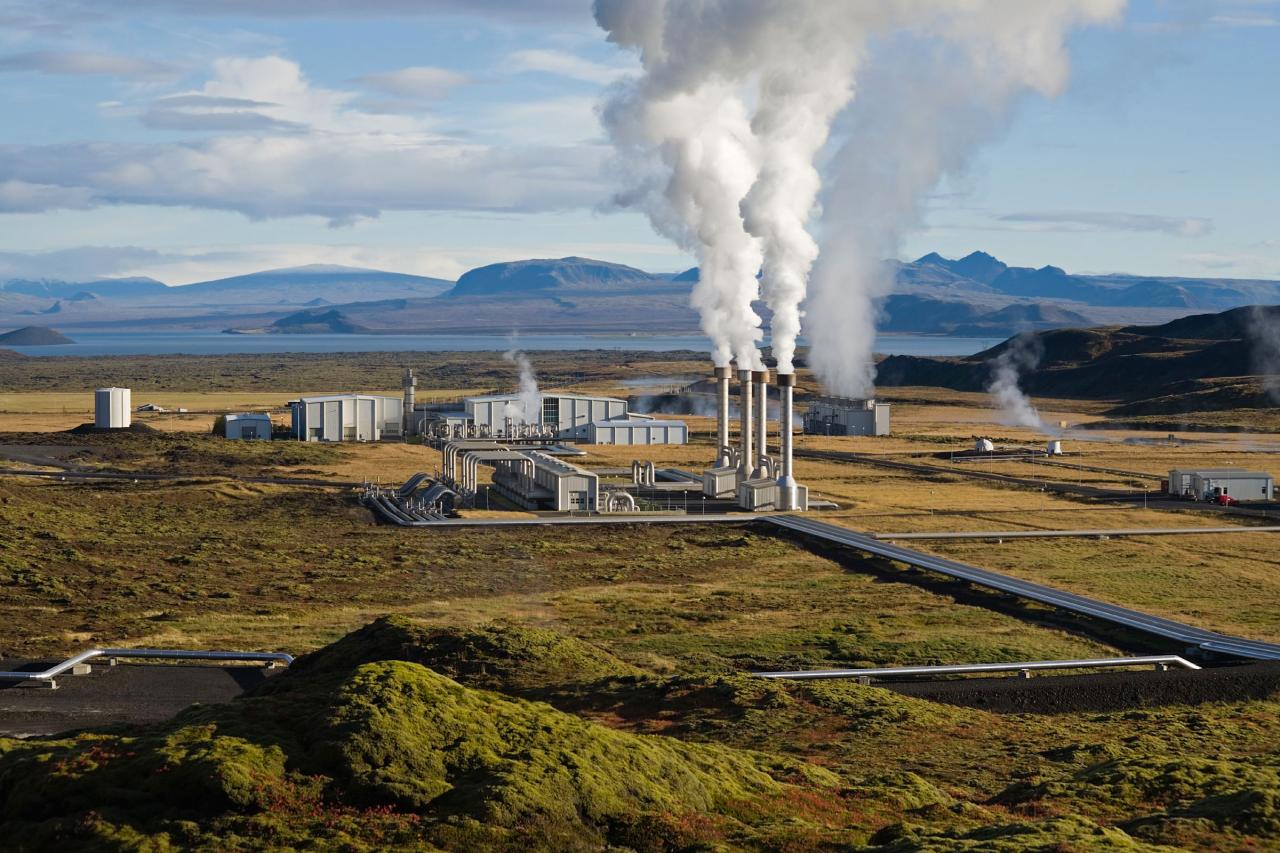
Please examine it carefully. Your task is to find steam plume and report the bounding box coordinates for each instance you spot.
[988,332,1056,435]
[1247,306,1280,403]
[595,0,1124,389]
[502,344,542,425]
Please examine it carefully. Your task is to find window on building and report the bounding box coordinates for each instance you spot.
[541,396,558,426]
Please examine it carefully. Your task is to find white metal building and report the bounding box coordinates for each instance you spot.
[586,419,687,445]
[224,412,272,440]
[290,394,404,442]
[804,397,891,436]
[529,451,598,511]
[465,392,626,439]
[1167,468,1274,502]
[94,387,131,429]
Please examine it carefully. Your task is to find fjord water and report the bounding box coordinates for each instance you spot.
[5,332,1001,358]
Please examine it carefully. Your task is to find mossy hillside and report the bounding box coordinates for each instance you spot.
[287,616,643,695]
[0,625,851,851]
[867,814,1181,852]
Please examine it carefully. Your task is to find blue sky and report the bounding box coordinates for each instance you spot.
[0,0,1275,284]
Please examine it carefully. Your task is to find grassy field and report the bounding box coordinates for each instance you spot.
[2,354,1280,849]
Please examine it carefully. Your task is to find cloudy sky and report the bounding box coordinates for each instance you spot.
[0,0,1276,284]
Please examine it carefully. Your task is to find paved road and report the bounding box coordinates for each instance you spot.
[0,662,277,737]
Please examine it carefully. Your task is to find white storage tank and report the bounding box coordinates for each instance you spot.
[94,387,131,429]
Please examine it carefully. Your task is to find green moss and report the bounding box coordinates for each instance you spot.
[0,621,839,850]
[866,814,1177,851]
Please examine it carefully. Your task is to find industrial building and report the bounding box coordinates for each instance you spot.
[94,387,131,430]
[415,390,686,445]
[463,392,626,439]
[442,440,599,512]
[223,413,272,440]
[804,397,890,436]
[290,394,404,442]
[1167,468,1274,502]
[586,419,687,445]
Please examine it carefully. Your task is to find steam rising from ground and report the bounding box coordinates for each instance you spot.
[595,0,1124,388]
[1248,306,1280,403]
[987,332,1058,436]
[502,345,542,425]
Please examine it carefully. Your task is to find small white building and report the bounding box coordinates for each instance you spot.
[804,397,890,436]
[586,419,688,445]
[94,387,131,429]
[224,412,272,440]
[290,394,404,442]
[465,392,626,439]
[1168,468,1274,502]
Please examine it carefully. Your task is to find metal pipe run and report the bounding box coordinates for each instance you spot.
[738,368,753,482]
[0,648,295,688]
[714,365,732,467]
[753,655,1202,681]
[753,369,768,478]
[776,372,797,510]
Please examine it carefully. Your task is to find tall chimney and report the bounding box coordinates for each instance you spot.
[714,365,732,467]
[402,367,416,436]
[753,369,768,477]
[738,368,753,482]
[777,372,797,510]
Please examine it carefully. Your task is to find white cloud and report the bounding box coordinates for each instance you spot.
[356,66,470,100]
[507,48,633,84]
[0,180,94,213]
[1210,14,1279,26]
[0,50,178,80]
[997,210,1214,236]
[0,246,168,280]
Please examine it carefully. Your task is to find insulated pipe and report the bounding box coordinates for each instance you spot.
[753,369,768,478]
[776,373,797,510]
[714,366,732,467]
[738,368,753,482]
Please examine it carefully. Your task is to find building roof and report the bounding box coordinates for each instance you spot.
[294,393,400,403]
[589,419,687,428]
[226,412,272,421]
[1182,469,1273,479]
[524,450,597,478]
[465,391,625,404]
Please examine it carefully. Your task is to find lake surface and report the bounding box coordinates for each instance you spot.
[4,332,1003,358]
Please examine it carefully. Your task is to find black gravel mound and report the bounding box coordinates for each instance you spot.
[887,662,1280,714]
[65,421,158,435]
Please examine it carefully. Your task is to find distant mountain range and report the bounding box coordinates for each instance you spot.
[1,253,1278,337]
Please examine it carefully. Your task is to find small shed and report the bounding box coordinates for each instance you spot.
[225,413,273,441]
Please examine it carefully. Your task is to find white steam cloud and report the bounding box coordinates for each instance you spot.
[595,0,1124,387]
[988,332,1057,436]
[502,345,542,425]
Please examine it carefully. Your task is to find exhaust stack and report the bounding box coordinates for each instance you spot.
[753,369,768,478]
[777,372,798,510]
[738,368,753,482]
[402,367,416,436]
[715,366,732,466]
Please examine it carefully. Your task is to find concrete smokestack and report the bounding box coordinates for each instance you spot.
[752,369,768,477]
[777,372,797,510]
[714,365,732,467]
[738,368,753,482]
